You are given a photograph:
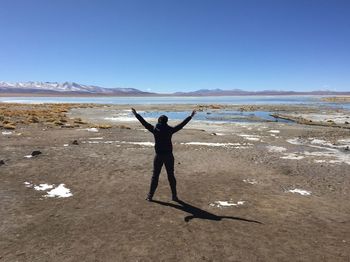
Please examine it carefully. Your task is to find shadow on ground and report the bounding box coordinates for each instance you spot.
[151,199,262,224]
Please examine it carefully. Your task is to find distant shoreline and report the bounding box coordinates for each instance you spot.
[321,96,350,103]
[0,93,349,98]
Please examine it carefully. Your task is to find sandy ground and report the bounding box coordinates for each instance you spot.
[1,104,350,261]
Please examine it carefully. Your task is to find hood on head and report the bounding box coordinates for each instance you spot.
[158,115,168,124]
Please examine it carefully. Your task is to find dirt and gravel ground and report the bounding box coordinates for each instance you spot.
[1,104,350,261]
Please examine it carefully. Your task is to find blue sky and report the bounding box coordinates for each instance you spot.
[0,0,349,93]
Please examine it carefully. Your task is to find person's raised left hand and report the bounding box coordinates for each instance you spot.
[131,108,137,115]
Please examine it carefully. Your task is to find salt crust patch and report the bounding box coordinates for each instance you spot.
[85,128,99,132]
[82,139,251,148]
[210,200,245,208]
[63,144,69,147]
[46,184,73,198]
[2,131,13,135]
[24,182,32,188]
[86,141,99,144]
[289,113,350,125]
[286,137,350,165]
[280,153,305,160]
[286,138,305,145]
[105,116,136,122]
[309,138,350,148]
[338,138,350,143]
[266,146,287,153]
[104,114,152,122]
[211,133,225,136]
[288,137,350,149]
[24,182,72,198]
[89,137,104,140]
[238,134,261,141]
[288,189,311,196]
[268,130,280,133]
[24,155,33,158]
[76,128,99,132]
[181,142,252,148]
[81,140,154,146]
[243,179,257,184]
[34,184,54,191]
[122,141,154,146]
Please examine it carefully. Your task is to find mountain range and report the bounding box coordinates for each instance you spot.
[0,81,349,96]
[0,81,153,95]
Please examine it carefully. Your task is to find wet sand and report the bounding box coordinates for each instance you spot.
[1,103,350,261]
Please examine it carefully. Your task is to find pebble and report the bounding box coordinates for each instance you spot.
[31,151,42,157]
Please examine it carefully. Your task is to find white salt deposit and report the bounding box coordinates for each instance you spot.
[87,128,99,132]
[285,138,350,165]
[288,189,311,196]
[210,200,245,208]
[104,116,136,122]
[338,138,350,144]
[24,182,73,198]
[63,144,69,147]
[86,141,100,144]
[290,113,350,125]
[283,147,350,165]
[286,138,306,145]
[303,151,335,157]
[24,155,33,158]
[181,142,245,147]
[122,141,154,146]
[34,184,54,191]
[268,130,280,133]
[45,184,73,198]
[211,133,225,136]
[243,179,257,184]
[280,153,305,160]
[82,140,150,147]
[238,134,261,141]
[245,137,260,141]
[2,131,13,135]
[89,137,104,140]
[309,139,342,148]
[24,182,32,187]
[266,146,287,153]
[314,160,327,163]
[309,138,350,149]
[310,138,328,144]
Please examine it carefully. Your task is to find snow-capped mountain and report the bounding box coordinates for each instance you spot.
[1,81,349,96]
[0,81,152,95]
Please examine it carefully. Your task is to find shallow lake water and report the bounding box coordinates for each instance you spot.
[1,95,349,109]
[124,110,293,123]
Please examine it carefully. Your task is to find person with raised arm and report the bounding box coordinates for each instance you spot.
[132,108,196,201]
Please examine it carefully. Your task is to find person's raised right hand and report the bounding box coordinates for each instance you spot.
[191,110,196,117]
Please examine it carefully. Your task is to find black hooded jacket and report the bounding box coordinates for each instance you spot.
[135,114,192,154]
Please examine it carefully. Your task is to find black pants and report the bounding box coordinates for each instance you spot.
[148,153,177,198]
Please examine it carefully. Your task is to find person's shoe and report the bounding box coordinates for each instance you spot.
[172,196,179,202]
[145,196,153,201]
